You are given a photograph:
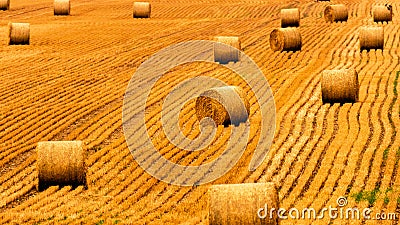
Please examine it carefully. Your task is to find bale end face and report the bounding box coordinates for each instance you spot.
[195,86,250,126]
[133,2,151,18]
[8,22,30,45]
[213,36,241,64]
[37,141,87,191]
[54,0,70,16]
[269,28,301,52]
[280,8,300,28]
[209,183,279,225]
[321,69,359,104]
[0,0,10,10]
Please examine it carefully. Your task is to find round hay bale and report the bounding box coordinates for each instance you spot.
[321,69,359,104]
[213,36,241,64]
[359,26,384,51]
[37,141,87,191]
[372,5,392,23]
[269,28,301,52]
[280,8,300,28]
[8,22,30,45]
[195,86,250,126]
[209,183,279,225]
[324,4,348,23]
[133,2,151,18]
[0,0,10,10]
[54,0,70,16]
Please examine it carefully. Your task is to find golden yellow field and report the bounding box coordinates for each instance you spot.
[1,0,400,224]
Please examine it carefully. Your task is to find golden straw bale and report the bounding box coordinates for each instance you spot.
[321,69,359,104]
[133,2,151,18]
[54,0,70,16]
[37,141,87,191]
[269,28,301,52]
[8,22,30,45]
[0,0,10,10]
[213,36,241,64]
[372,5,392,23]
[324,4,348,23]
[195,86,250,126]
[209,183,279,225]
[281,8,300,28]
[359,26,384,51]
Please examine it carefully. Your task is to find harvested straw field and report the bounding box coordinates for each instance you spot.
[1,0,400,224]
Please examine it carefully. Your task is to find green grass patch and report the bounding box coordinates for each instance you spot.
[352,187,380,205]
[384,196,390,205]
[352,187,397,205]
[383,148,389,160]
[353,191,363,203]
[96,220,105,225]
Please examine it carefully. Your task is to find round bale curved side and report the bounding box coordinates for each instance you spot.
[8,22,30,45]
[0,0,10,10]
[281,8,300,27]
[213,36,241,64]
[209,182,279,225]
[195,86,250,126]
[372,5,392,23]
[321,69,359,104]
[359,26,384,51]
[133,2,151,18]
[37,141,87,191]
[269,27,301,52]
[324,4,348,23]
[54,0,70,16]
